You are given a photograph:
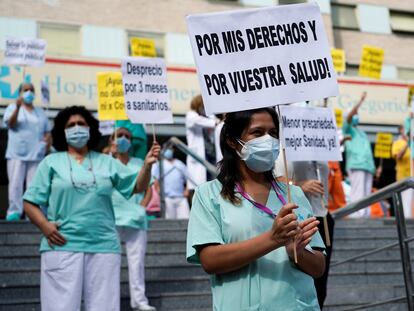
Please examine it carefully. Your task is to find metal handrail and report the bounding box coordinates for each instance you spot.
[331,177,414,310]
[156,137,218,218]
[166,137,218,177]
[332,177,414,219]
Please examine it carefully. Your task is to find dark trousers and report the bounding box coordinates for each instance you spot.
[314,213,335,309]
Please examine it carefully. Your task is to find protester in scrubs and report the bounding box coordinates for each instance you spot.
[152,147,190,219]
[3,82,50,221]
[22,106,160,311]
[185,95,216,203]
[343,92,375,217]
[108,128,156,311]
[392,125,412,218]
[187,108,325,311]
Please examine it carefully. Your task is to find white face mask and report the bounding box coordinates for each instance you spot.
[237,134,280,172]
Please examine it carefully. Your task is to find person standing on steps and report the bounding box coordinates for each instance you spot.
[343,92,375,218]
[23,106,160,311]
[187,108,325,311]
[3,82,50,221]
[108,127,157,311]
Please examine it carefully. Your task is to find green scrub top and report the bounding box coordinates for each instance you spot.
[23,151,138,253]
[186,179,325,311]
[112,157,148,230]
[404,116,414,159]
[343,120,375,174]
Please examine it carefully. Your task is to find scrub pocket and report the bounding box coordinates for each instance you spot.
[15,139,28,156]
[41,251,75,273]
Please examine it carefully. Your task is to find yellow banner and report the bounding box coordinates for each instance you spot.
[374,132,393,159]
[130,38,156,57]
[96,72,128,121]
[334,108,343,128]
[331,48,345,73]
[358,45,384,80]
[409,86,414,106]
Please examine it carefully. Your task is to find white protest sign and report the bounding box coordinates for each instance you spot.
[4,38,47,67]
[41,80,50,105]
[279,105,341,161]
[186,3,339,115]
[121,57,173,124]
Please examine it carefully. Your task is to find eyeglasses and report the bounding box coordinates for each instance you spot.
[67,153,97,192]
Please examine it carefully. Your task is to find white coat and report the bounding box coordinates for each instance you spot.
[185,110,215,190]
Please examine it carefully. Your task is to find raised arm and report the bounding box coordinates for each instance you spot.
[346,92,367,124]
[135,142,160,193]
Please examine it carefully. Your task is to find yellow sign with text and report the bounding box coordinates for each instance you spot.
[97,72,128,121]
[374,132,393,159]
[409,86,414,107]
[358,45,384,80]
[334,108,343,128]
[130,38,157,57]
[331,49,345,73]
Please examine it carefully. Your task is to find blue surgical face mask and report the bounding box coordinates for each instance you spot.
[22,91,35,104]
[65,125,90,149]
[117,136,131,153]
[164,149,173,160]
[237,134,280,172]
[351,115,359,126]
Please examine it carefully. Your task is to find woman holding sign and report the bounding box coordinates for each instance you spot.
[186,108,325,310]
[22,106,160,311]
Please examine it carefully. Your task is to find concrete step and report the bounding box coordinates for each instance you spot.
[0,241,187,257]
[325,284,405,305]
[0,276,210,300]
[0,252,192,271]
[0,264,206,287]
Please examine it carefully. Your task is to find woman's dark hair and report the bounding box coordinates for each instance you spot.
[52,106,101,151]
[217,107,279,204]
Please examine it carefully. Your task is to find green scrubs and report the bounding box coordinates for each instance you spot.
[23,151,138,253]
[112,157,148,230]
[343,120,375,174]
[186,179,325,311]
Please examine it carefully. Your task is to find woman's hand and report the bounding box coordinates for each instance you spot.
[41,222,66,248]
[144,142,161,167]
[270,203,299,247]
[298,180,324,196]
[286,217,319,258]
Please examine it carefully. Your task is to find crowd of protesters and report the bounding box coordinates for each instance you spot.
[2,83,413,311]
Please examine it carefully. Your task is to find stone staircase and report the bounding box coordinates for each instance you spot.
[0,218,413,311]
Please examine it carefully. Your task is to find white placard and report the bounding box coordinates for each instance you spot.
[4,38,47,67]
[41,80,50,105]
[279,105,342,161]
[186,3,339,115]
[121,57,173,124]
[99,120,115,136]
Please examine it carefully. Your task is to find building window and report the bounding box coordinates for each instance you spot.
[345,64,359,77]
[398,67,414,81]
[38,22,80,56]
[331,4,359,30]
[390,11,414,34]
[127,30,165,57]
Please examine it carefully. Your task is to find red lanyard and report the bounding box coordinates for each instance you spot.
[235,181,287,219]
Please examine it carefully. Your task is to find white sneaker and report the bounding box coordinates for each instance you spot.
[134,305,157,311]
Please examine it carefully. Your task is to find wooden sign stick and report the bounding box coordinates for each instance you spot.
[152,124,157,143]
[278,105,297,263]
